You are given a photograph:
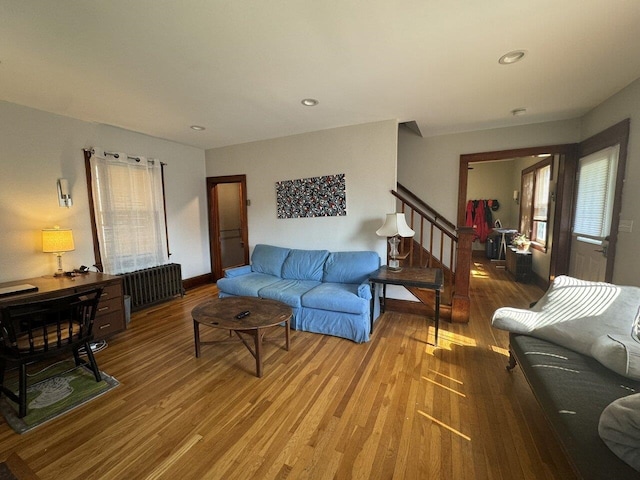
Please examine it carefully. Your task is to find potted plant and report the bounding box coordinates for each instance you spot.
[511,233,531,252]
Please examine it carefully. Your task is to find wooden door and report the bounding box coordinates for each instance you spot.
[207,175,249,281]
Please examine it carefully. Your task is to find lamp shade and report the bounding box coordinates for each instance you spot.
[376,213,415,238]
[42,227,75,253]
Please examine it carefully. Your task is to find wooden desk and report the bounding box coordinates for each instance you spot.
[0,273,126,340]
[369,266,444,345]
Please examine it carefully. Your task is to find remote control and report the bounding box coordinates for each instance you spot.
[235,310,250,319]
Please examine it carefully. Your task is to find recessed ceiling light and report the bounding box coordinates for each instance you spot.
[511,108,527,116]
[499,50,526,65]
[301,98,319,107]
[190,125,206,131]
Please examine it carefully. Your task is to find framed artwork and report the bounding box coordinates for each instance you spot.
[276,173,346,219]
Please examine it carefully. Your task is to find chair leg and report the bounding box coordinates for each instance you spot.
[82,343,102,382]
[506,351,518,372]
[18,363,27,418]
[0,358,6,396]
[73,348,82,367]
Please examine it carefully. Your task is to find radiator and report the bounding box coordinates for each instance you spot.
[120,263,184,311]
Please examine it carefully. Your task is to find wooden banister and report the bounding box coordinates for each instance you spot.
[389,185,473,323]
[451,227,474,323]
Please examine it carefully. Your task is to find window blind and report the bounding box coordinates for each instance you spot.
[573,146,619,239]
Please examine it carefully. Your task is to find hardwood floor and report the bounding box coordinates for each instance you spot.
[0,257,577,479]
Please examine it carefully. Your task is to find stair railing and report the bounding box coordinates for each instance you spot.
[391,183,474,323]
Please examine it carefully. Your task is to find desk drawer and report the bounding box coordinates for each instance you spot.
[99,283,122,301]
[94,311,123,337]
[96,296,122,318]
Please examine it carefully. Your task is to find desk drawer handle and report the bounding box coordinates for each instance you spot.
[99,323,111,330]
[98,306,110,312]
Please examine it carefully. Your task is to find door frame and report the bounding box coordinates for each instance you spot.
[206,175,249,281]
[458,143,578,286]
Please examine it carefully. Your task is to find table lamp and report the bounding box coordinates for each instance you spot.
[42,226,75,276]
[376,213,415,271]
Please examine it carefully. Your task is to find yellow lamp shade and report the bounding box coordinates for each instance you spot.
[42,227,75,253]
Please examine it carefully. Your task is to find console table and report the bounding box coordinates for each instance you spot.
[369,266,443,345]
[0,273,126,340]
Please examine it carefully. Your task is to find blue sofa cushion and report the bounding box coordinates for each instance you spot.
[282,249,330,281]
[258,279,321,308]
[224,265,252,277]
[302,283,368,315]
[216,272,280,297]
[251,244,291,277]
[297,307,370,343]
[323,251,380,284]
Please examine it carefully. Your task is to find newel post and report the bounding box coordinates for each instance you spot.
[452,226,474,323]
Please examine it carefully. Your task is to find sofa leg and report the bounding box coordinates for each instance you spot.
[506,350,517,372]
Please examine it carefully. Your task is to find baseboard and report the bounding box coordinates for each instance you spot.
[183,273,214,291]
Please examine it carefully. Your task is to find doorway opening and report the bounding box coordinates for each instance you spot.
[458,144,577,287]
[207,175,249,281]
[458,119,629,285]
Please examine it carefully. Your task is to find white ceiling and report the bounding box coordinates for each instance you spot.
[2,1,640,150]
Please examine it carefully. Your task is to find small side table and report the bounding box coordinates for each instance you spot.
[369,266,444,345]
[506,247,533,283]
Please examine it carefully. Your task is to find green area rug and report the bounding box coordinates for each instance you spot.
[0,361,119,434]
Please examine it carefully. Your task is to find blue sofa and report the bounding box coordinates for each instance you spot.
[216,244,381,343]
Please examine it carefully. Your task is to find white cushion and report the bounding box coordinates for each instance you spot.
[492,275,640,376]
[599,393,640,472]
[592,332,640,381]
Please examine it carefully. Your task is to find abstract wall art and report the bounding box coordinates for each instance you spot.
[276,173,346,219]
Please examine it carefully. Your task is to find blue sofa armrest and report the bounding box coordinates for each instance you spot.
[224,265,252,278]
[358,281,382,328]
[357,282,372,300]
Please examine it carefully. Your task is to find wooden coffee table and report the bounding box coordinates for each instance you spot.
[192,296,292,377]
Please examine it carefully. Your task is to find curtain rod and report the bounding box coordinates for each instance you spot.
[105,150,142,162]
[85,148,166,166]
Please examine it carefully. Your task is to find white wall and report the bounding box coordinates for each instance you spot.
[399,84,640,288]
[205,120,398,261]
[467,160,517,251]
[398,119,582,223]
[398,119,581,283]
[581,78,640,286]
[0,101,209,283]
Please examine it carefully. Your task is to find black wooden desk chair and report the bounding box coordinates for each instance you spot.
[0,287,103,418]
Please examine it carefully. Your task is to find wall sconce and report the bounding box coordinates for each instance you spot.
[57,178,72,208]
[513,190,519,204]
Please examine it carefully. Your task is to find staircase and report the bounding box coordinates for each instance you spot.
[386,183,474,323]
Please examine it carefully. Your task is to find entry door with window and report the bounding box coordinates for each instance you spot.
[569,145,619,281]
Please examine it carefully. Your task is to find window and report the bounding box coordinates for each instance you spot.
[573,145,619,241]
[519,158,552,251]
[85,149,169,274]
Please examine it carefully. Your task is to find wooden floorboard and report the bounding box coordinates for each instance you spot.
[0,257,577,479]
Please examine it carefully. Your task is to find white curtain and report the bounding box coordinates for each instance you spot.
[90,148,169,275]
